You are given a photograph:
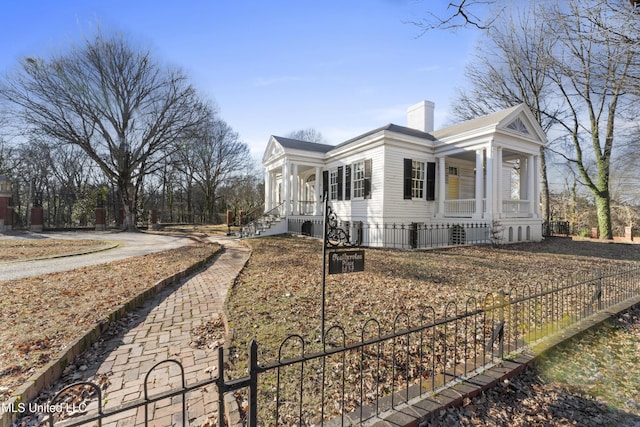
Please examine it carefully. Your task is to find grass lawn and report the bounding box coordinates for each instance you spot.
[226,235,640,424]
[435,306,640,426]
[228,236,640,361]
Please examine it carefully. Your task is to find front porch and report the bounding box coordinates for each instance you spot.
[439,199,534,218]
[435,145,540,221]
[264,162,324,217]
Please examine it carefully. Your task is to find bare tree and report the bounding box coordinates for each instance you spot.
[544,0,639,239]
[0,31,206,230]
[47,143,95,226]
[455,0,640,239]
[175,113,251,223]
[219,169,264,222]
[452,4,559,224]
[287,128,327,143]
[410,0,501,33]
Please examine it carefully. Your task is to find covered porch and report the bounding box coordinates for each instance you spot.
[264,160,324,217]
[435,145,541,220]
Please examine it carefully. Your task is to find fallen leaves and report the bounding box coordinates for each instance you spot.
[0,242,220,403]
[0,239,112,262]
[190,315,225,350]
[226,236,640,425]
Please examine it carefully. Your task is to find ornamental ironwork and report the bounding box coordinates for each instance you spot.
[325,204,360,248]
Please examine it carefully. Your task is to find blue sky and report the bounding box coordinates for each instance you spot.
[1,1,483,159]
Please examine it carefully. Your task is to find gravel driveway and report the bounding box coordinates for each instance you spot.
[0,231,193,280]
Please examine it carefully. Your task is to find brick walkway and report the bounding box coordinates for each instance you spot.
[74,237,250,427]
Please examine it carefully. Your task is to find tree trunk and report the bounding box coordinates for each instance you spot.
[540,146,550,224]
[595,193,613,240]
[119,180,138,231]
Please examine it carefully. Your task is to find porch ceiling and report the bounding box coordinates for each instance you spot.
[269,163,317,176]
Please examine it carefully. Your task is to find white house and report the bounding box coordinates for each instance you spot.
[250,101,546,248]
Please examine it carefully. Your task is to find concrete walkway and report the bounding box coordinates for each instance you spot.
[49,236,250,427]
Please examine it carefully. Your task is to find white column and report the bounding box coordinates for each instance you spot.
[438,156,446,217]
[485,147,493,217]
[315,167,322,215]
[283,160,290,216]
[527,155,535,215]
[495,146,503,216]
[292,163,298,215]
[475,149,484,218]
[265,170,272,212]
[533,155,540,216]
[519,157,527,201]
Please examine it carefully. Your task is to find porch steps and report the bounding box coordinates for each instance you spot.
[240,213,285,238]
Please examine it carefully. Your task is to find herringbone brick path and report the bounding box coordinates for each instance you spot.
[76,237,250,427]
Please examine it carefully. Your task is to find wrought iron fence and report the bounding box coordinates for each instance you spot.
[288,219,491,249]
[32,265,640,427]
[543,220,571,237]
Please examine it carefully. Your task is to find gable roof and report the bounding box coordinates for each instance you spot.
[431,105,522,140]
[271,136,334,153]
[271,123,436,158]
[333,123,436,151]
[265,104,545,165]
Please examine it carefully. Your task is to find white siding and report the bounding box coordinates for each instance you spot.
[382,145,435,222]
[325,146,385,223]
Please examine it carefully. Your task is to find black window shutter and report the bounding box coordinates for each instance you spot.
[337,166,343,200]
[426,162,436,201]
[364,159,372,199]
[322,170,329,200]
[403,158,412,200]
[345,165,351,200]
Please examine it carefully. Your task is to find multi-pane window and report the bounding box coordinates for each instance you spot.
[330,169,339,200]
[404,158,435,201]
[352,161,365,198]
[412,160,425,198]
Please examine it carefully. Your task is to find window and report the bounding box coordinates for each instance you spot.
[506,117,529,134]
[326,161,371,202]
[330,169,338,200]
[412,160,425,198]
[329,167,344,201]
[353,161,365,198]
[404,158,435,200]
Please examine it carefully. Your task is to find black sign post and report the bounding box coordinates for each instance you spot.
[321,193,363,342]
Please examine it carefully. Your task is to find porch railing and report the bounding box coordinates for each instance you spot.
[443,199,477,217]
[502,200,531,218]
[240,202,284,238]
[295,200,318,215]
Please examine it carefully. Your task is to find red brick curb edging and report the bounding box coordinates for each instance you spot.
[0,244,222,427]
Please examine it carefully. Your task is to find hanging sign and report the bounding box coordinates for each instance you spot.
[328,250,365,274]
